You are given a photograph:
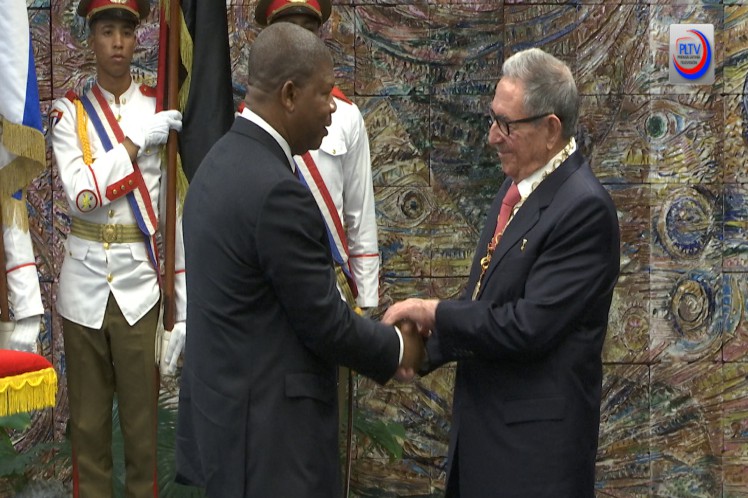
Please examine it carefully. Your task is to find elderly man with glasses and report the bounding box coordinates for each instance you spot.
[383,47,621,497]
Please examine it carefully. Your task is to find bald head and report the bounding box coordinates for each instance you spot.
[245,22,336,156]
[248,22,332,95]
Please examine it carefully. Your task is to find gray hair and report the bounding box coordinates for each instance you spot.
[501,48,578,139]
[248,22,332,94]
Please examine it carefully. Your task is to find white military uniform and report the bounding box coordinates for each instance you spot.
[51,81,186,327]
[51,79,185,498]
[3,218,43,319]
[295,92,379,308]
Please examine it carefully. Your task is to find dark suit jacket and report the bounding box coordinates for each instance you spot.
[428,151,620,497]
[175,117,400,497]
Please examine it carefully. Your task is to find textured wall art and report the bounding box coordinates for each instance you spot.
[9,0,748,496]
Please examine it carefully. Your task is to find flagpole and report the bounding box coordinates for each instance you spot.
[163,0,180,331]
[0,205,10,323]
[344,368,354,498]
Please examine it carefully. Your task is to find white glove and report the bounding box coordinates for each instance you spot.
[0,320,15,349]
[8,315,41,353]
[160,321,186,376]
[126,110,182,152]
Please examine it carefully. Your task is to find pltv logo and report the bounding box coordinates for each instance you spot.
[669,24,714,85]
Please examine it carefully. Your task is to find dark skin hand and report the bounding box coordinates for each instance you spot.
[395,318,425,382]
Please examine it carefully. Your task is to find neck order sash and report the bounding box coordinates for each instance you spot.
[296,152,358,299]
[79,86,161,281]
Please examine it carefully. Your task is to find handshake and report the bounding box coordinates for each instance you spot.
[382,298,439,383]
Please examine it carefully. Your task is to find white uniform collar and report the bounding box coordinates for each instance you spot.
[95,79,138,104]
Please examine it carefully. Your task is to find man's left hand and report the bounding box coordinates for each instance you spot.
[383,299,439,336]
[8,315,41,353]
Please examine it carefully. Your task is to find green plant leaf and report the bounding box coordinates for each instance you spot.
[353,412,405,461]
[0,412,71,493]
[0,414,32,431]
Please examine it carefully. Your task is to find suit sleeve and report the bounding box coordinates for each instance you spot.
[256,178,398,384]
[430,191,619,366]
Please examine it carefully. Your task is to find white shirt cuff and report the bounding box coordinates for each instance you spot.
[394,325,404,365]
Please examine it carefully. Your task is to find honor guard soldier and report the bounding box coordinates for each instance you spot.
[49,0,186,496]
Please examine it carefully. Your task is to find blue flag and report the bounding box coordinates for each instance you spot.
[0,0,45,200]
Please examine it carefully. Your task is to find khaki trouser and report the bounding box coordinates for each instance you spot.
[63,295,160,498]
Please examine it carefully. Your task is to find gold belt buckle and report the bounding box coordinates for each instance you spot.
[102,224,117,243]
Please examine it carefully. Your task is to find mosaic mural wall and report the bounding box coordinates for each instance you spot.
[9,0,748,496]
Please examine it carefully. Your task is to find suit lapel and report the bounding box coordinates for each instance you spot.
[478,151,585,297]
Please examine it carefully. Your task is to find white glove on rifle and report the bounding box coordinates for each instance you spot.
[160,321,186,376]
[8,315,41,352]
[125,110,182,153]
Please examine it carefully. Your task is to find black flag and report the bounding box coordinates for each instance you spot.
[158,0,234,181]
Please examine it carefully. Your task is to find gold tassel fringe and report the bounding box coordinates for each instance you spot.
[0,158,42,202]
[176,154,188,213]
[178,10,194,113]
[158,0,191,213]
[159,0,194,114]
[0,114,45,231]
[0,194,30,232]
[1,116,45,179]
[0,367,57,417]
[158,149,189,215]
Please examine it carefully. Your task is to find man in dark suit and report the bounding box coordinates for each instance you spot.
[174,22,423,498]
[383,48,621,497]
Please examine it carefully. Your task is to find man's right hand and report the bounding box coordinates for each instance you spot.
[125,110,183,153]
[394,319,425,382]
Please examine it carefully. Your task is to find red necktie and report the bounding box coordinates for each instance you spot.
[489,182,521,250]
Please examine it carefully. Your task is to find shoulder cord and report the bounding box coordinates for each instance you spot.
[74,99,93,167]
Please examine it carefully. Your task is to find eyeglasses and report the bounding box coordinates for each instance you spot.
[489,108,553,136]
